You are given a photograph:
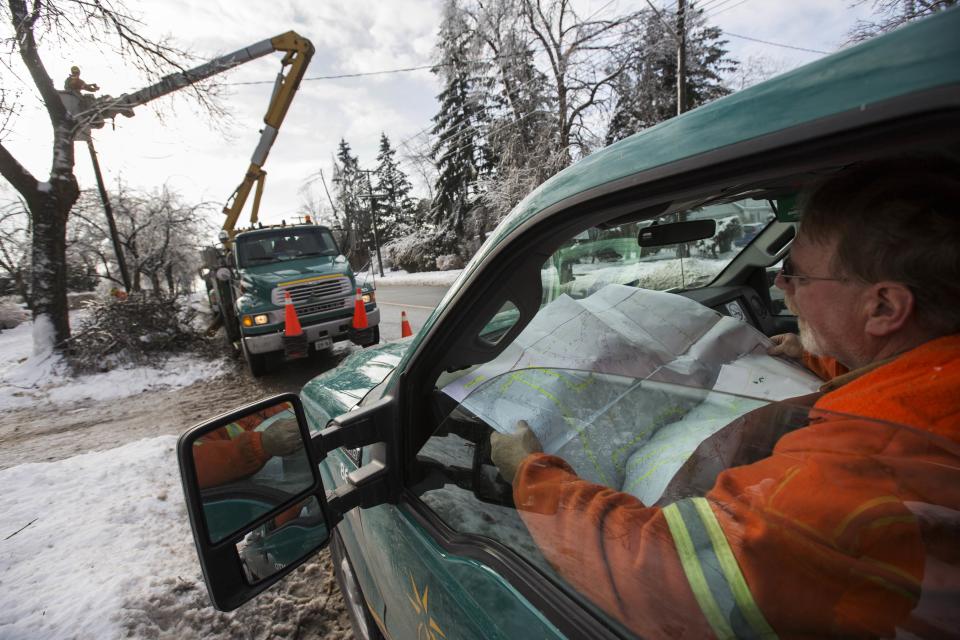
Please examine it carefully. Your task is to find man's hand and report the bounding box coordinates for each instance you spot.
[261,418,302,457]
[490,420,543,484]
[768,333,803,360]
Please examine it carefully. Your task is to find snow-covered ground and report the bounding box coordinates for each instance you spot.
[0,311,226,411]
[356,267,463,287]
[0,311,352,639]
[0,437,350,639]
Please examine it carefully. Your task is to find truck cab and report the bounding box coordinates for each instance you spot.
[206,222,380,376]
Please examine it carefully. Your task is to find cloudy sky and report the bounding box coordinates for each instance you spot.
[2,0,876,228]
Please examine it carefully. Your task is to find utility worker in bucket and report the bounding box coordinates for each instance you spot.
[492,156,960,638]
[64,66,98,94]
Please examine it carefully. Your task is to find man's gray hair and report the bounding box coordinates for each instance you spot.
[799,155,960,336]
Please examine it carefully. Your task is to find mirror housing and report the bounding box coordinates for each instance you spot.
[177,392,399,611]
[638,219,716,247]
[178,393,334,610]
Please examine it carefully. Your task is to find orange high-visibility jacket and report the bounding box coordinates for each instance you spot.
[514,334,960,638]
[193,404,290,489]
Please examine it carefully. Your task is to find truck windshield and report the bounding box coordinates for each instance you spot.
[236,228,340,267]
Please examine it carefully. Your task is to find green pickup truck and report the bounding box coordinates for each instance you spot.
[204,222,380,376]
[179,11,960,640]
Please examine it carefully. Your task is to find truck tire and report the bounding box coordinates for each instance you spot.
[329,531,384,640]
[241,338,270,377]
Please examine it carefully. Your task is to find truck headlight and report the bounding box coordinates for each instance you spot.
[241,314,270,327]
[362,291,375,304]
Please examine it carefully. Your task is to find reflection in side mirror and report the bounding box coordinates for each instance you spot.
[177,393,333,611]
[238,495,328,584]
[193,400,313,544]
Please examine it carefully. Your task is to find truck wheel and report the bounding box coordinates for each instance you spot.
[330,531,384,640]
[241,339,270,377]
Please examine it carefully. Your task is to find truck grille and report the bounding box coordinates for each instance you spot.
[272,276,352,309]
[298,298,346,316]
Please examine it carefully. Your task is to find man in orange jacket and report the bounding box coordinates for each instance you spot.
[492,156,960,638]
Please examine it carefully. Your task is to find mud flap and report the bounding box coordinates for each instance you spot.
[283,333,309,359]
[349,326,379,347]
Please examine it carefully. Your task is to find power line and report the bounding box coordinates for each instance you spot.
[705,0,750,18]
[224,51,536,87]
[702,0,739,17]
[724,31,830,55]
[227,63,436,86]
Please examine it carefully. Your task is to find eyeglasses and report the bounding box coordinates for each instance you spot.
[777,255,847,285]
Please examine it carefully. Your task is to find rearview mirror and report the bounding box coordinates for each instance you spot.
[638,219,716,247]
[177,393,333,610]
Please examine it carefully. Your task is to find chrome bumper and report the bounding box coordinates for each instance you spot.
[243,308,381,355]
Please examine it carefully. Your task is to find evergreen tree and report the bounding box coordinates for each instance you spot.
[606,4,737,144]
[331,139,371,268]
[430,0,491,238]
[474,0,561,218]
[374,133,416,239]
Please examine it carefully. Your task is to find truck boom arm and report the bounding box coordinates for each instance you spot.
[87,31,314,235]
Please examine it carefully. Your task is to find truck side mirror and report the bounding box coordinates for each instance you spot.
[177,394,333,611]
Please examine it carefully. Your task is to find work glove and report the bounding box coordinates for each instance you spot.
[490,420,543,485]
[261,418,302,457]
[768,333,803,360]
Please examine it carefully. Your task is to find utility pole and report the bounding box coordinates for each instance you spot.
[360,170,385,278]
[676,0,688,116]
[86,138,132,292]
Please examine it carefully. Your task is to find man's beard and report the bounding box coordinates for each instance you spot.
[787,294,825,356]
[797,317,825,356]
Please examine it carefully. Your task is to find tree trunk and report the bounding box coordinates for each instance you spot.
[28,191,73,348]
[15,271,30,309]
[150,272,162,297]
[165,264,176,295]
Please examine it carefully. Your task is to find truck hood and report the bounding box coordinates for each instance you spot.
[239,258,354,307]
[299,339,411,429]
[240,257,352,286]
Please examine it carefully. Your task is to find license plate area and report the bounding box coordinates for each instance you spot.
[314,336,332,350]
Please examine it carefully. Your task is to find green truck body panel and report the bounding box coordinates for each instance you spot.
[300,338,409,427]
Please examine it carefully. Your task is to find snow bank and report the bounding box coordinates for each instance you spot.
[0,316,226,410]
[356,267,463,287]
[0,437,187,638]
[0,437,351,640]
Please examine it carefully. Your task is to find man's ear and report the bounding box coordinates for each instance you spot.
[863,282,915,337]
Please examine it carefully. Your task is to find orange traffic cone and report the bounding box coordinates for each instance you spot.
[400,310,413,338]
[352,288,368,329]
[284,291,303,336]
[283,290,308,359]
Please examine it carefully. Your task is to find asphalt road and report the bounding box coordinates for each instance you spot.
[374,283,449,341]
[254,283,449,392]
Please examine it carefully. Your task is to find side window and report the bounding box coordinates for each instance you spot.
[768,257,790,315]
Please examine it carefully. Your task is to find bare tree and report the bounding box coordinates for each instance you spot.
[520,0,643,162]
[0,197,31,302]
[0,0,209,351]
[70,185,212,296]
[846,0,957,43]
